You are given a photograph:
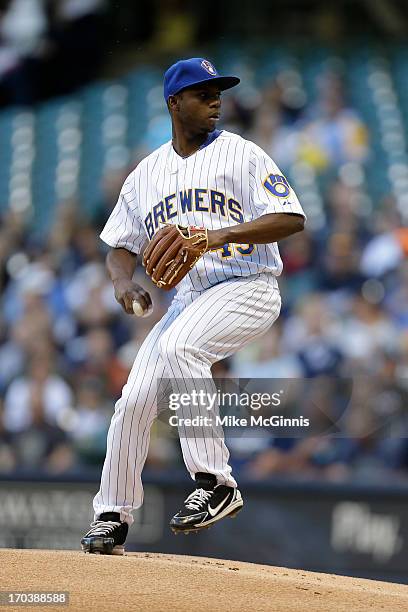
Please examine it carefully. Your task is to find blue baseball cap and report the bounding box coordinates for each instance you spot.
[164,58,240,101]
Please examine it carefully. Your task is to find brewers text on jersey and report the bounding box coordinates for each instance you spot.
[100,132,306,290]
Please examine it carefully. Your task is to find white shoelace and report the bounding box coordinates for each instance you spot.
[86,521,121,536]
[184,488,213,511]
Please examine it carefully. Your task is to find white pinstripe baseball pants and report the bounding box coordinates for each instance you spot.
[93,273,281,524]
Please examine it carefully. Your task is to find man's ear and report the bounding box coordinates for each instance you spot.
[168,94,179,113]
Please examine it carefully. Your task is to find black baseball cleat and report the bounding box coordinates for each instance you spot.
[170,472,243,534]
[81,512,129,555]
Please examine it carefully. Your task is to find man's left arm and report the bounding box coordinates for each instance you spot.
[207,143,307,249]
[207,212,305,249]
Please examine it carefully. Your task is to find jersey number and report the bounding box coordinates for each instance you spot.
[217,243,255,258]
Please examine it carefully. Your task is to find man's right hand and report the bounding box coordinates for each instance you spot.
[113,278,152,316]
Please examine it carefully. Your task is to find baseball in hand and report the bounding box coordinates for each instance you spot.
[132,299,150,317]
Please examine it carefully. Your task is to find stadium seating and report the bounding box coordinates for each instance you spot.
[1,45,407,234]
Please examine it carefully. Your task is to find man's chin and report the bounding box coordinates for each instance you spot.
[207,118,219,131]
[198,124,215,135]
[205,123,217,133]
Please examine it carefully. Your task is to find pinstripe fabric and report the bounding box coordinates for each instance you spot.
[93,273,281,525]
[99,131,306,286]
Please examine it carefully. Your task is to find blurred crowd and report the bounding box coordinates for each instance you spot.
[0,52,408,484]
[0,0,106,107]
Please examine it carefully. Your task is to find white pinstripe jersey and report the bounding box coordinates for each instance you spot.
[100,130,306,291]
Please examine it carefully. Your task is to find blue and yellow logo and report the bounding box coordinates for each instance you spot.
[263,174,291,198]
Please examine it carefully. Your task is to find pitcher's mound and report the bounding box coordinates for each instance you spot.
[1,549,407,611]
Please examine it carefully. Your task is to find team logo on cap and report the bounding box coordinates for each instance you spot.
[201,60,217,75]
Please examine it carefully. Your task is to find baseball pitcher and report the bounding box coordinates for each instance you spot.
[81,58,306,554]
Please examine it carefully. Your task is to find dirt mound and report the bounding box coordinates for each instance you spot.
[1,549,407,611]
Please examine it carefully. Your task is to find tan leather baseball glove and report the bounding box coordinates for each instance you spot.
[142,223,208,290]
